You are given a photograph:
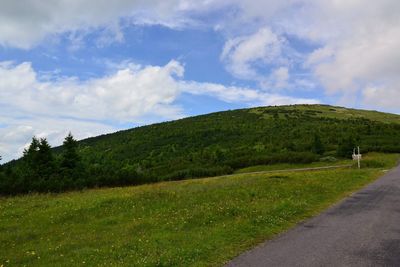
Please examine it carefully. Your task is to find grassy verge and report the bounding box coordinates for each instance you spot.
[0,153,398,267]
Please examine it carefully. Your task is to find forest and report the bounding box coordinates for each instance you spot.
[1,104,400,195]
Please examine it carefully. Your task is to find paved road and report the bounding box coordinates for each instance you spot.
[226,165,400,267]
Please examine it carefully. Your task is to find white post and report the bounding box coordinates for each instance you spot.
[357,146,360,169]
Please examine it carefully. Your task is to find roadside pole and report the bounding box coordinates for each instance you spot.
[353,147,361,169]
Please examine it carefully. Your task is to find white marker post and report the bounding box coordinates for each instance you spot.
[352,147,362,169]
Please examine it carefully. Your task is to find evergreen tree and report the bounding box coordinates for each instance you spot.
[61,133,80,170]
[37,138,53,163]
[23,137,40,176]
[37,138,55,178]
[60,133,84,188]
[23,137,55,179]
[23,137,40,162]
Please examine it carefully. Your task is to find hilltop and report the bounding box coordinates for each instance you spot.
[2,104,400,194]
[249,104,400,124]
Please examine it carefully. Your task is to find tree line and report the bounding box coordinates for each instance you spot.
[0,133,85,194]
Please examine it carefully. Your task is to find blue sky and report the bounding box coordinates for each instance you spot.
[1,0,400,161]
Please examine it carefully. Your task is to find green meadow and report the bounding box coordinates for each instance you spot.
[0,153,398,267]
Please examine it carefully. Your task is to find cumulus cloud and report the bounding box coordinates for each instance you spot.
[308,1,400,108]
[362,86,400,112]
[260,67,290,91]
[229,0,400,109]
[221,27,285,80]
[4,0,399,111]
[181,81,319,106]
[0,60,185,122]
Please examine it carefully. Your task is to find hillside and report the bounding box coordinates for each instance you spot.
[2,104,400,194]
[76,104,400,175]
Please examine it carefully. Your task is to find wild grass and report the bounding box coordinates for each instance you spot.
[0,153,398,267]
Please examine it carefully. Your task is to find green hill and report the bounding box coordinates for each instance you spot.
[2,104,400,194]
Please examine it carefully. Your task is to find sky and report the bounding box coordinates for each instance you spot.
[1,0,400,162]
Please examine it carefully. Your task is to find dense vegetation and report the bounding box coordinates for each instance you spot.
[1,104,400,194]
[0,153,398,266]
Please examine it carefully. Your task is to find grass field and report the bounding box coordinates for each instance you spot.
[0,153,398,267]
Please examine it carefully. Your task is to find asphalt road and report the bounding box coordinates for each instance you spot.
[226,165,400,267]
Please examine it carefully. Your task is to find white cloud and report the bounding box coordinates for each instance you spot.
[4,0,398,111]
[221,27,285,80]
[216,0,400,110]
[260,67,289,91]
[181,81,319,106]
[0,60,185,122]
[297,1,400,108]
[362,86,400,111]
[1,0,253,49]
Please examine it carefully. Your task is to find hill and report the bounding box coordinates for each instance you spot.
[1,104,400,194]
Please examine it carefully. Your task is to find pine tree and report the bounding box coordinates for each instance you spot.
[38,138,53,163]
[23,137,40,161]
[61,133,80,170]
[37,138,55,178]
[23,137,40,176]
[60,133,84,189]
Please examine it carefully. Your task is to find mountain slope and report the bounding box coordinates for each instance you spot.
[2,104,400,194]
[75,105,400,180]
